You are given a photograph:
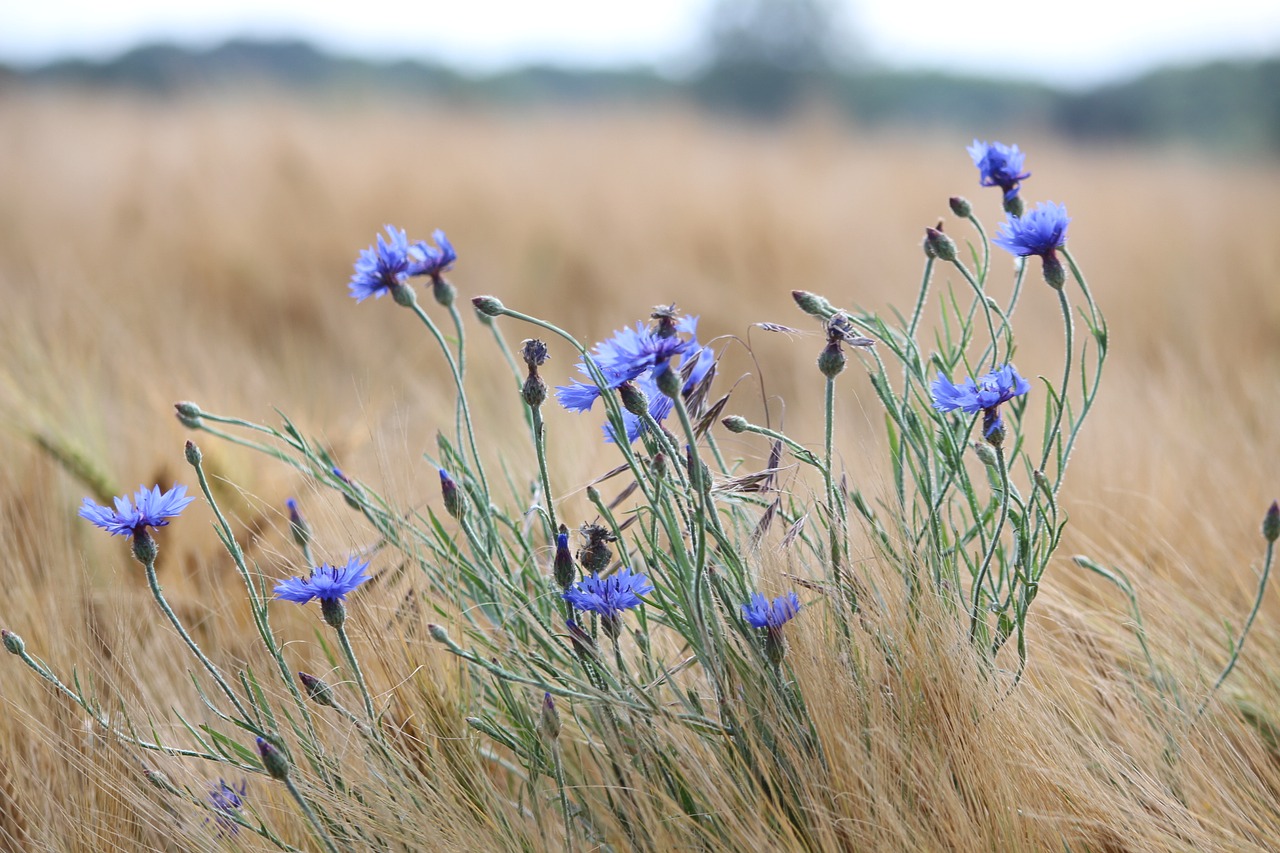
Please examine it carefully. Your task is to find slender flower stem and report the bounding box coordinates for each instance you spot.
[282,776,341,853]
[551,743,575,853]
[823,375,842,571]
[949,258,1005,370]
[1196,540,1275,718]
[408,301,491,524]
[530,407,558,536]
[142,558,255,723]
[1038,285,1074,473]
[968,446,1010,645]
[906,256,935,340]
[334,623,378,726]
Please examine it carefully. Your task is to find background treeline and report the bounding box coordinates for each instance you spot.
[3,38,1279,152]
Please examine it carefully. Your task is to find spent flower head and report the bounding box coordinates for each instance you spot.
[79,485,194,539]
[967,140,1031,202]
[274,556,371,605]
[349,225,414,303]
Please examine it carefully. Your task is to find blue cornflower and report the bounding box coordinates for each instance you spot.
[557,313,716,444]
[932,363,1030,441]
[407,229,457,280]
[207,779,246,835]
[349,225,414,303]
[742,592,801,630]
[79,484,194,538]
[274,556,371,605]
[992,202,1070,258]
[967,140,1031,202]
[563,568,652,619]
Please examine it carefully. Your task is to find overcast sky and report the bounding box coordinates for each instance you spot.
[4,1,1280,89]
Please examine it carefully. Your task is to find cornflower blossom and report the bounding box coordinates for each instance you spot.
[349,225,414,302]
[207,779,246,835]
[992,201,1072,289]
[557,314,716,443]
[407,229,457,281]
[931,363,1031,442]
[742,592,801,630]
[79,485,195,539]
[967,140,1031,201]
[274,556,371,604]
[563,568,652,639]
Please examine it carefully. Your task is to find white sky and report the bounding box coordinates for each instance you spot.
[3,1,1280,88]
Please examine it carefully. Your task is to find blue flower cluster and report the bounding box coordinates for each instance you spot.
[931,363,1031,438]
[207,778,246,834]
[967,140,1031,202]
[79,484,195,538]
[274,556,372,604]
[348,225,457,302]
[556,314,715,443]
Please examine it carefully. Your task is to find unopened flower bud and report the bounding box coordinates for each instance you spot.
[471,295,505,317]
[924,227,957,262]
[1033,470,1052,493]
[285,498,311,549]
[721,415,749,434]
[184,440,202,466]
[440,469,465,520]
[427,623,450,644]
[618,381,649,417]
[174,401,203,429]
[553,525,576,590]
[539,692,561,742]
[2,629,24,655]
[1264,501,1280,543]
[256,737,290,781]
[949,196,972,218]
[649,452,667,481]
[791,290,836,320]
[972,442,998,467]
[298,672,335,707]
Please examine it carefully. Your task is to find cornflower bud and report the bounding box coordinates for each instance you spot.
[174,401,203,429]
[791,290,836,320]
[924,226,957,262]
[256,737,290,782]
[1264,501,1280,544]
[2,629,25,655]
[721,415,749,434]
[972,442,998,467]
[298,672,335,707]
[539,692,561,742]
[553,525,576,591]
[471,295,504,317]
[440,469,465,520]
[184,440,202,466]
[285,498,311,550]
[618,381,649,417]
[949,196,972,218]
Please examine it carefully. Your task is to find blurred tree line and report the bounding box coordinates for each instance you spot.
[4,0,1279,155]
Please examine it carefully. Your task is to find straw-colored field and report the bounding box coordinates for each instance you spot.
[2,94,1280,850]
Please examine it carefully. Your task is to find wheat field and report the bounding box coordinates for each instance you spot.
[2,93,1280,850]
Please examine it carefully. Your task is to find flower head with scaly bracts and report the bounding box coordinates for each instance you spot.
[967,140,1031,202]
[742,592,801,630]
[407,229,457,280]
[79,485,194,538]
[274,556,372,605]
[563,568,653,619]
[349,225,414,303]
[932,363,1030,442]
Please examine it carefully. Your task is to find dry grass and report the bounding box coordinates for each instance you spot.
[1,92,1280,850]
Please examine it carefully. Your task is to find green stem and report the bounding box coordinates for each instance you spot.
[143,558,255,723]
[551,743,575,853]
[823,375,842,572]
[1038,285,1074,473]
[335,622,378,726]
[282,776,341,853]
[1196,541,1275,718]
[530,406,558,537]
[968,446,1010,645]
